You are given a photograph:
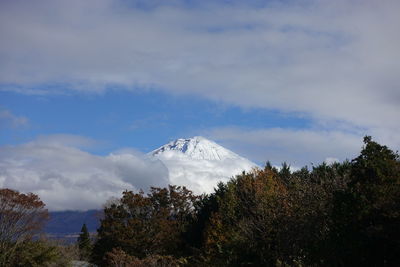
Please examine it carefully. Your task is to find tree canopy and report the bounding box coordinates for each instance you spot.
[92,185,199,265]
[91,137,400,266]
[0,189,49,265]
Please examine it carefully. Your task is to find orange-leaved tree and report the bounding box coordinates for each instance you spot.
[0,188,49,265]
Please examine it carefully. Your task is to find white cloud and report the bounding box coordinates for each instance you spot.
[0,135,169,211]
[154,150,256,194]
[0,134,257,209]
[0,109,28,128]
[0,130,394,211]
[0,0,399,135]
[207,127,364,168]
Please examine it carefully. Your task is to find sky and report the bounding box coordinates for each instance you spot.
[1,0,399,210]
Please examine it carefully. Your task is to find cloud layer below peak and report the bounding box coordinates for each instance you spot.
[0,135,169,211]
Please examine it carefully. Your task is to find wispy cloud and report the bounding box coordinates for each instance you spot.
[0,108,28,128]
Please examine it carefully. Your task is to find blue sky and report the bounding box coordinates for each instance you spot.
[1,0,399,210]
[1,88,311,160]
[1,0,399,164]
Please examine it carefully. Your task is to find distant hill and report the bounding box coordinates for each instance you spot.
[46,210,101,236]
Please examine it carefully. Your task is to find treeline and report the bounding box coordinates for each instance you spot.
[91,136,400,266]
[1,136,399,266]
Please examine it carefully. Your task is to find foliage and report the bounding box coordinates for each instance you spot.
[78,223,92,261]
[0,188,49,265]
[86,136,400,266]
[104,247,186,267]
[197,166,344,266]
[186,136,400,266]
[326,136,400,266]
[11,238,71,267]
[92,185,199,265]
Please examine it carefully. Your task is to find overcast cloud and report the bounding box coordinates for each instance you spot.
[1,0,399,134]
[0,135,169,210]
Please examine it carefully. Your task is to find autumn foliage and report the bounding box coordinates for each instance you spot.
[0,189,49,265]
[0,189,76,266]
[92,185,198,265]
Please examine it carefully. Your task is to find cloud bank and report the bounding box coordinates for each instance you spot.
[0,131,393,211]
[0,134,256,210]
[0,135,169,211]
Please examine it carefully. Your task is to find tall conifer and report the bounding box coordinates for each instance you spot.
[78,223,92,260]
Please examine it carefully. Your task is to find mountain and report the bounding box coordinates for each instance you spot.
[150,136,257,194]
[45,137,256,238]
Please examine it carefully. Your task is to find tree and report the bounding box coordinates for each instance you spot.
[0,188,49,265]
[327,136,400,266]
[88,136,399,266]
[77,223,92,260]
[201,169,296,265]
[104,248,186,267]
[12,238,66,267]
[92,185,199,265]
[199,161,351,266]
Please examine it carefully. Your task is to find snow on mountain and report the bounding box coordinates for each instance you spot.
[149,136,257,194]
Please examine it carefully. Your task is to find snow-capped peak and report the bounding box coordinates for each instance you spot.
[149,137,258,194]
[150,136,243,161]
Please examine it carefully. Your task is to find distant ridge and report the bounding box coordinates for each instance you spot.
[45,210,100,243]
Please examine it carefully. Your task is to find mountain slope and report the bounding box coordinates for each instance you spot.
[150,136,257,194]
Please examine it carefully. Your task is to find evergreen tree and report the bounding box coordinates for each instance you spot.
[77,223,92,260]
[327,136,400,266]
